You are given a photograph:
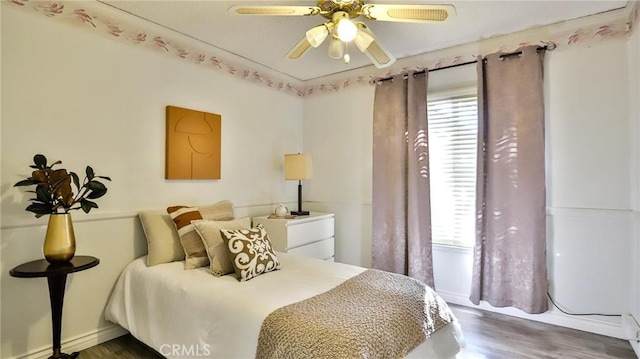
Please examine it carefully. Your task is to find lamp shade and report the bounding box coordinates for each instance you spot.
[284,154,313,180]
[328,37,345,59]
[306,23,334,48]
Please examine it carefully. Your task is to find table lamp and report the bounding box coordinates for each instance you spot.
[285,153,313,216]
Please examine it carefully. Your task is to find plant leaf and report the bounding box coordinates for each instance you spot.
[50,160,62,167]
[70,172,80,190]
[86,166,94,180]
[86,180,106,191]
[87,187,107,199]
[26,203,52,215]
[32,170,48,184]
[33,154,47,169]
[35,186,50,203]
[50,170,73,206]
[14,178,38,187]
[80,199,98,213]
[96,176,112,181]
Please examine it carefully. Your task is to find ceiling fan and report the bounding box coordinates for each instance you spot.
[230,0,456,69]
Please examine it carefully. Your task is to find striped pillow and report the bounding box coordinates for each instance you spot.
[167,206,208,269]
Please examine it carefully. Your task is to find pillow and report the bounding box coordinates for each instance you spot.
[139,211,185,266]
[220,223,281,282]
[199,200,235,221]
[167,201,235,269]
[167,206,208,269]
[192,217,252,276]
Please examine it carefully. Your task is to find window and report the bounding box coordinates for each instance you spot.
[427,91,478,247]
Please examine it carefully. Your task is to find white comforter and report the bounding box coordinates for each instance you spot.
[105,253,463,358]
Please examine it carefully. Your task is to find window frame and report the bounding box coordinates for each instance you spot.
[427,86,478,248]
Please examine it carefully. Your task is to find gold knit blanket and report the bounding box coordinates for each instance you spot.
[256,269,455,359]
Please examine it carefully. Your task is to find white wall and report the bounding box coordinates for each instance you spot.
[545,41,631,317]
[0,7,303,358]
[303,85,374,266]
[629,12,640,326]
[304,39,635,338]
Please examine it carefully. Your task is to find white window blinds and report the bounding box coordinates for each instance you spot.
[427,94,478,247]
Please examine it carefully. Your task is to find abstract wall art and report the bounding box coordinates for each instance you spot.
[166,105,221,179]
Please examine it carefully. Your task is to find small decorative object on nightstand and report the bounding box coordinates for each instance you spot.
[10,256,99,359]
[253,212,335,261]
[274,204,289,217]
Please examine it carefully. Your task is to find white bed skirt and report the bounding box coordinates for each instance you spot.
[106,253,464,358]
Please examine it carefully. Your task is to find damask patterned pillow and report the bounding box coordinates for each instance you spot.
[220,223,281,282]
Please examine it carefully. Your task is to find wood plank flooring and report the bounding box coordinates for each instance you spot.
[81,305,637,358]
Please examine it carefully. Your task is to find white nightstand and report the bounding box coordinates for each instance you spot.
[253,212,335,261]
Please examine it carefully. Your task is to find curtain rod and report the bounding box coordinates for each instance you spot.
[369,44,554,85]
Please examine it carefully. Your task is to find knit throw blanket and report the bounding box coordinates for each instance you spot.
[256,269,455,359]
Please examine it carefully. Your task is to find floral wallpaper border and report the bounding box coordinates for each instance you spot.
[304,2,638,96]
[5,0,307,97]
[6,0,639,98]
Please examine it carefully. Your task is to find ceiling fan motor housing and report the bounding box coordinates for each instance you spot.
[318,0,363,20]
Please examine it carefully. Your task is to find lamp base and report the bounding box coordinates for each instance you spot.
[290,211,309,216]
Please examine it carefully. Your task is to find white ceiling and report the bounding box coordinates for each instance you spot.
[101,0,626,81]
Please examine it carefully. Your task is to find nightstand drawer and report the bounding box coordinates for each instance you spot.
[288,237,334,261]
[252,212,335,262]
[287,217,334,249]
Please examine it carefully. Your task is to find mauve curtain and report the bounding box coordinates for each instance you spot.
[470,46,548,314]
[372,72,434,288]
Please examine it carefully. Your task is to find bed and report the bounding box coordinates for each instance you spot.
[105,251,464,358]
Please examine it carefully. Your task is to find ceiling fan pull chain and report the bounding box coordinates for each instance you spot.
[344,42,351,64]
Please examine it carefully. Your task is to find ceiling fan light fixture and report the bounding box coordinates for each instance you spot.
[332,11,357,42]
[328,37,345,59]
[337,18,357,42]
[306,23,334,48]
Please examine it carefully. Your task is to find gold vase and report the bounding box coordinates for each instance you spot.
[43,213,76,264]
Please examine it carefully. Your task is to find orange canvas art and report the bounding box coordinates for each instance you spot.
[166,106,221,179]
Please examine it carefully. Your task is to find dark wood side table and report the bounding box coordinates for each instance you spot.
[10,256,100,359]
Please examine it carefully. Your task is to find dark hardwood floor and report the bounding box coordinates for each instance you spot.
[452,306,636,359]
[81,305,637,358]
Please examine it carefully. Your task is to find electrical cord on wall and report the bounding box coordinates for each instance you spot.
[547,292,622,317]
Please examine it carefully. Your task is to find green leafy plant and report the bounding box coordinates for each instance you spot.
[14,154,111,218]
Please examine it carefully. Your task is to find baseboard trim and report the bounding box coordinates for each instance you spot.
[438,289,626,340]
[11,325,128,359]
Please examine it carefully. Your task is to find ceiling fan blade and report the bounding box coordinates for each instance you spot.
[354,22,374,52]
[230,5,321,16]
[365,41,395,68]
[356,23,395,68]
[286,37,313,60]
[360,4,456,23]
